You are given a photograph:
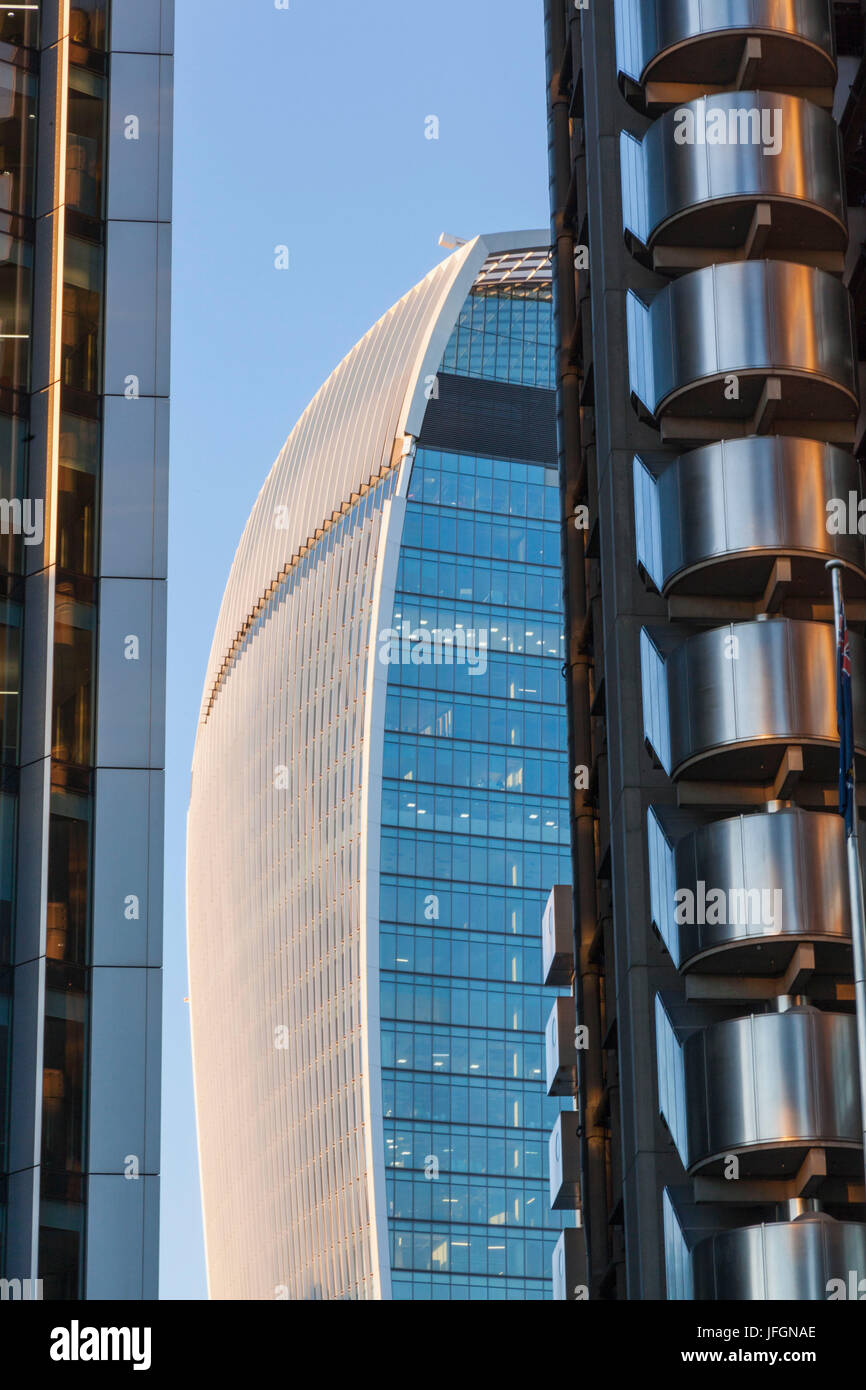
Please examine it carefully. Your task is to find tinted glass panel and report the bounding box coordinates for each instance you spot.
[70,2,107,52]
[0,230,32,392]
[61,237,102,395]
[0,62,37,217]
[67,69,105,219]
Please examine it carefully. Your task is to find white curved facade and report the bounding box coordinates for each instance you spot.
[187,232,565,1300]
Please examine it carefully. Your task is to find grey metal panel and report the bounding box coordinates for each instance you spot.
[635,438,866,594]
[84,1176,159,1300]
[552,1228,588,1301]
[29,215,56,392]
[546,995,578,1096]
[7,958,43,1173]
[3,1168,39,1284]
[14,759,50,966]
[691,1215,866,1299]
[160,0,175,57]
[542,883,573,985]
[101,396,168,579]
[621,94,846,252]
[549,1111,581,1209]
[614,0,835,87]
[158,57,174,222]
[145,964,162,1160]
[23,390,49,579]
[627,261,858,420]
[34,44,60,219]
[106,55,161,223]
[110,0,172,54]
[88,967,160,1174]
[153,399,170,576]
[641,618,866,776]
[18,569,52,768]
[656,997,861,1172]
[95,580,166,769]
[156,222,171,398]
[93,770,163,967]
[649,807,851,968]
[103,221,164,398]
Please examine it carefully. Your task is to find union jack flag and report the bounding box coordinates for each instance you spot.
[837,594,855,837]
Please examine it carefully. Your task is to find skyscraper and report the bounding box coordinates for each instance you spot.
[545,0,866,1299]
[187,232,575,1299]
[0,2,172,1300]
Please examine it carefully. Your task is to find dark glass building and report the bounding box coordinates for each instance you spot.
[0,1,171,1300]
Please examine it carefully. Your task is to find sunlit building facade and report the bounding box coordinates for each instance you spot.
[0,1,171,1300]
[187,232,573,1299]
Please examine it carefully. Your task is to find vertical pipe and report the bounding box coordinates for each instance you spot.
[545,0,610,1295]
[828,559,866,1184]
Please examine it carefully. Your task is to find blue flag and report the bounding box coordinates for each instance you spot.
[837,595,855,836]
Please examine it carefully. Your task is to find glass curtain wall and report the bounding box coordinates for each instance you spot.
[380,282,573,1298]
[0,0,39,1274]
[38,0,107,1300]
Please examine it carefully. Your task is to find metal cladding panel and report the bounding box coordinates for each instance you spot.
[110,0,174,54]
[84,1176,160,1300]
[546,995,578,1096]
[106,54,165,222]
[92,770,163,968]
[620,94,846,252]
[88,967,160,1175]
[657,999,861,1171]
[614,0,835,86]
[634,437,866,594]
[542,882,574,986]
[552,1228,588,1301]
[641,618,866,776]
[626,260,857,418]
[650,807,851,968]
[549,1111,581,1209]
[691,1216,866,1299]
[188,484,395,1299]
[101,396,170,580]
[95,579,166,770]
[103,220,171,399]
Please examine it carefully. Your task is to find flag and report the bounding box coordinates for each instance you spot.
[836,592,855,836]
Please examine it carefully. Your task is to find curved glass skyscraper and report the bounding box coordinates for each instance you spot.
[187,232,573,1299]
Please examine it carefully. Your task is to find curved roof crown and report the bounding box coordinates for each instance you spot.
[197,230,550,724]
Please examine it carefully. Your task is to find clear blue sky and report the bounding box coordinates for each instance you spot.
[162,0,551,1299]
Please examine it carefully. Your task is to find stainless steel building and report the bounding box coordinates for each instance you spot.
[544,0,866,1299]
[0,1,172,1300]
[187,233,575,1300]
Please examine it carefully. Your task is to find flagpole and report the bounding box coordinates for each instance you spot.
[827,559,866,1187]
